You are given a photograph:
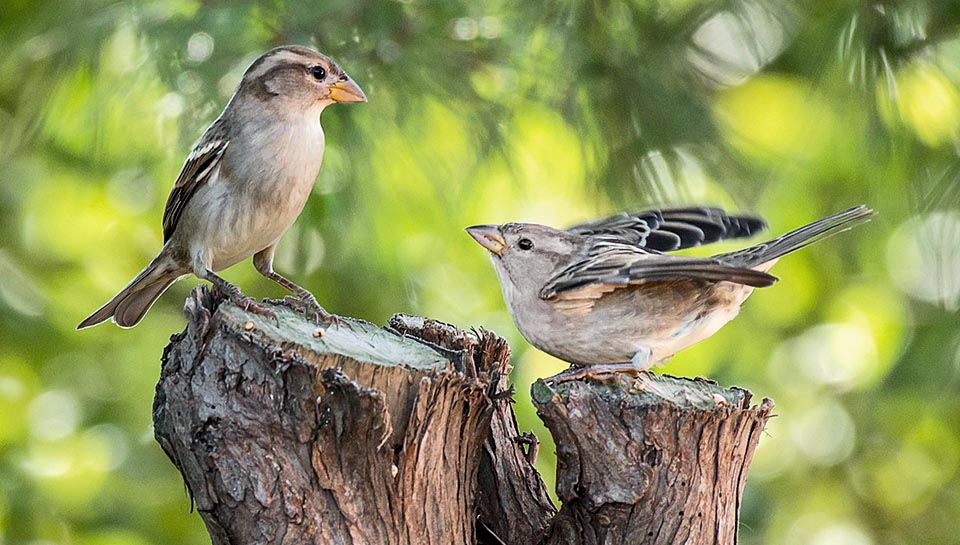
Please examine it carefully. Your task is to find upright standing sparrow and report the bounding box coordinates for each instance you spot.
[78,45,366,329]
[467,205,874,380]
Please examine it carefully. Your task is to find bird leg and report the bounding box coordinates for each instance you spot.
[544,348,654,385]
[253,249,337,325]
[200,269,276,321]
[544,362,649,384]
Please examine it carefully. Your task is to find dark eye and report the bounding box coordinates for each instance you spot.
[310,65,327,80]
[518,238,534,250]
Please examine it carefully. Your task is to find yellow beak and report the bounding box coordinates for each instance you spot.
[466,225,506,256]
[329,77,367,103]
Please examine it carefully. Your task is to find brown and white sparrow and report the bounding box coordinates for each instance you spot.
[467,205,875,380]
[78,45,366,329]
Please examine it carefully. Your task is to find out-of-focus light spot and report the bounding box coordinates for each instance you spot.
[420,262,485,321]
[22,431,111,513]
[953,332,960,377]
[881,61,960,147]
[451,17,479,41]
[87,424,131,471]
[470,64,519,102]
[792,323,879,391]
[688,1,795,87]
[783,513,872,545]
[107,169,156,215]
[859,417,960,516]
[314,145,349,195]
[788,399,855,466]
[275,226,325,276]
[28,390,80,441]
[186,32,214,64]
[218,59,250,97]
[714,76,837,166]
[810,523,873,545]
[23,178,117,262]
[377,39,401,64]
[748,255,817,328]
[0,378,26,400]
[22,33,62,61]
[43,60,173,163]
[826,284,907,388]
[101,23,140,75]
[0,250,44,317]
[886,211,960,310]
[0,359,37,445]
[871,444,944,512]
[177,70,202,94]
[504,107,586,221]
[157,92,184,118]
[479,16,503,39]
[79,529,152,545]
[750,417,797,481]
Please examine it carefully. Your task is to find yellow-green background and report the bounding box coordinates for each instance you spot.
[2,1,960,544]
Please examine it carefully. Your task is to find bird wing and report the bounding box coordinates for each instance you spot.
[566,207,767,252]
[540,241,778,308]
[161,120,230,242]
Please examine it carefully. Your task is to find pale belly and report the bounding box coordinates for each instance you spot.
[174,159,320,273]
[172,117,325,274]
[510,281,755,368]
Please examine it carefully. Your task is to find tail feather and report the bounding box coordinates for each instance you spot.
[716,205,876,267]
[77,256,182,329]
[113,275,179,328]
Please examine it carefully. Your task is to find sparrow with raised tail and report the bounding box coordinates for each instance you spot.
[79,46,366,329]
[467,206,875,381]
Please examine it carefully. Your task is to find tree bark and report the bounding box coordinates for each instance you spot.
[153,287,772,545]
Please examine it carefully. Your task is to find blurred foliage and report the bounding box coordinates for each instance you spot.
[2,1,960,544]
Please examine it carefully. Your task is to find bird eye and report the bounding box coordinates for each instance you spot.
[518,238,534,250]
[310,65,327,80]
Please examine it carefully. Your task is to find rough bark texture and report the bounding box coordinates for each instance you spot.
[533,375,774,545]
[153,287,772,545]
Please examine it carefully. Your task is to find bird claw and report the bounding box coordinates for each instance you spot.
[283,294,339,326]
[544,362,649,385]
[236,295,276,322]
[218,284,277,323]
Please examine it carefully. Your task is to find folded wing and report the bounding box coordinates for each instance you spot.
[540,241,778,306]
[567,207,767,252]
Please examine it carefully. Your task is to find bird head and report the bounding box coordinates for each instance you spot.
[238,45,366,114]
[466,222,584,299]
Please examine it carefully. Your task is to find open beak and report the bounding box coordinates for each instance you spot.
[466,225,506,256]
[329,76,367,103]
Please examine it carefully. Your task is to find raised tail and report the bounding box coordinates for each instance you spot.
[716,205,876,268]
[77,255,183,329]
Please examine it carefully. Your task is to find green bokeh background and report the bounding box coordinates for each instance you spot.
[2,1,960,544]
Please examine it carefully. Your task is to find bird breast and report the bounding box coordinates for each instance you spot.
[182,116,326,272]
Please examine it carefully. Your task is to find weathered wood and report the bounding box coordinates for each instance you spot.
[533,375,774,545]
[153,287,772,545]
[154,287,499,545]
[388,314,557,544]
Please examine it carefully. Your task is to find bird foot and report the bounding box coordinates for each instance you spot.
[544,362,650,385]
[283,293,339,326]
[218,285,276,322]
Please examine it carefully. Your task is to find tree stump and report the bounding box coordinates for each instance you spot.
[153,287,773,545]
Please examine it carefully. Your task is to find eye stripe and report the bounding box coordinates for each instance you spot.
[245,49,326,81]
